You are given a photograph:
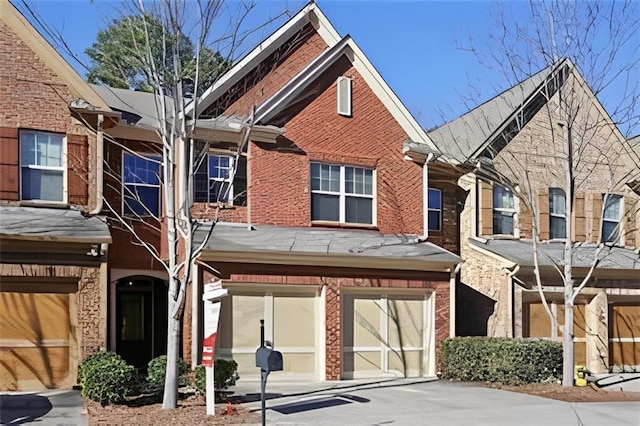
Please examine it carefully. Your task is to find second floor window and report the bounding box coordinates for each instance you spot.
[310,163,374,225]
[549,188,566,239]
[123,152,161,217]
[195,155,233,203]
[493,184,515,235]
[428,188,442,231]
[20,130,64,202]
[602,194,622,243]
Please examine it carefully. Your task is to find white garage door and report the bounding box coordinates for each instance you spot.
[0,292,72,391]
[217,288,318,379]
[342,293,434,379]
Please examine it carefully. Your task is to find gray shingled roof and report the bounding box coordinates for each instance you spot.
[91,84,173,130]
[470,239,640,270]
[196,223,459,266]
[427,64,557,162]
[0,206,111,243]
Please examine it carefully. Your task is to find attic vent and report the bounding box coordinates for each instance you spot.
[336,76,352,116]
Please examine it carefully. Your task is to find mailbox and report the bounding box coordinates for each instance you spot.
[255,346,283,373]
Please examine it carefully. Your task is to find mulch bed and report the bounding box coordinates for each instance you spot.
[85,394,260,425]
[482,382,640,402]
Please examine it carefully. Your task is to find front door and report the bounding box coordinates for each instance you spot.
[116,278,167,369]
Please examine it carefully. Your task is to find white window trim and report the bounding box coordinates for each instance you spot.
[549,188,567,240]
[337,76,352,116]
[602,194,623,245]
[19,130,67,205]
[492,184,519,237]
[198,154,235,204]
[310,163,376,225]
[427,188,442,232]
[121,151,162,217]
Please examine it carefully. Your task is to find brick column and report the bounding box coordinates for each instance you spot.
[586,291,608,373]
[324,277,341,380]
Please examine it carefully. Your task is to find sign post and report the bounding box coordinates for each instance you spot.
[202,281,228,416]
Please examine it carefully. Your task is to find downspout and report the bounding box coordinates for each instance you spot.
[449,262,462,337]
[505,264,521,338]
[89,113,104,215]
[421,152,435,240]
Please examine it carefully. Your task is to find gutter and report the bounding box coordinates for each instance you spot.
[89,113,104,215]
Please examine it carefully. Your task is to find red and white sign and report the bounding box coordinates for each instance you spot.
[202,333,217,367]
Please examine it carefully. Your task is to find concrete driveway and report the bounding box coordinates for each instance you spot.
[233,378,640,426]
[0,390,87,426]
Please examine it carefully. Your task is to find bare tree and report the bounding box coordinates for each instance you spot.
[18,0,291,408]
[450,0,640,386]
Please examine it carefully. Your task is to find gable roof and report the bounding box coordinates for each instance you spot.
[1,0,110,111]
[253,34,437,149]
[187,2,340,118]
[427,60,565,163]
[189,2,435,149]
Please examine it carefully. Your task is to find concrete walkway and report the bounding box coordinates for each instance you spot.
[232,378,640,426]
[0,390,87,426]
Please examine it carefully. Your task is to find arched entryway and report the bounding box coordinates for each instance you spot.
[115,277,168,369]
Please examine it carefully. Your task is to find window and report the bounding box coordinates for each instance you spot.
[493,185,516,235]
[122,152,161,216]
[602,194,622,243]
[549,188,566,239]
[20,130,65,202]
[428,188,442,231]
[195,154,232,203]
[310,163,374,224]
[337,76,352,116]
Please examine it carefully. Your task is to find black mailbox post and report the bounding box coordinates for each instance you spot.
[255,320,283,426]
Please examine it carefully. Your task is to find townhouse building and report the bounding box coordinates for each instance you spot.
[427,58,640,373]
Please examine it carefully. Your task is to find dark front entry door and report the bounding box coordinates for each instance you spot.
[116,278,168,369]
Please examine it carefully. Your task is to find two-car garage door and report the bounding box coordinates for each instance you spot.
[0,292,73,391]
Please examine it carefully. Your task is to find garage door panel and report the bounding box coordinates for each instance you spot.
[231,295,262,348]
[388,350,423,376]
[281,353,315,373]
[354,351,382,372]
[274,296,314,347]
[609,305,640,370]
[354,298,383,348]
[388,299,423,348]
[0,293,71,391]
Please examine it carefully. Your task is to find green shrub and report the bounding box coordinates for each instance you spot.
[147,355,190,392]
[439,337,562,385]
[79,351,136,405]
[194,359,239,394]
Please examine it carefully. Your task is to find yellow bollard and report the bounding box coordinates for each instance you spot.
[574,365,587,387]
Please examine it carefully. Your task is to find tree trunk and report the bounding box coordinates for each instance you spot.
[163,285,181,409]
[562,268,574,387]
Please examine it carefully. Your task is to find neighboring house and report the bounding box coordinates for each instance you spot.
[0,0,116,390]
[427,58,640,373]
[93,2,460,381]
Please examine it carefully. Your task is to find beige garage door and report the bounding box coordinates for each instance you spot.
[609,305,640,371]
[342,293,432,379]
[217,290,317,378]
[0,292,72,390]
[523,302,586,366]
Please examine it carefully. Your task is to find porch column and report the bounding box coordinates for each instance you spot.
[324,277,341,380]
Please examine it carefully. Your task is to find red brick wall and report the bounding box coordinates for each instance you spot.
[248,58,424,234]
[427,182,461,254]
[0,20,93,207]
[221,27,328,117]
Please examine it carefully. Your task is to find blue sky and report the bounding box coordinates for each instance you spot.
[16,0,639,134]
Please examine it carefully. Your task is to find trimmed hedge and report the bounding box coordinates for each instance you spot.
[194,359,239,393]
[79,351,136,405]
[439,337,562,385]
[147,355,190,392]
